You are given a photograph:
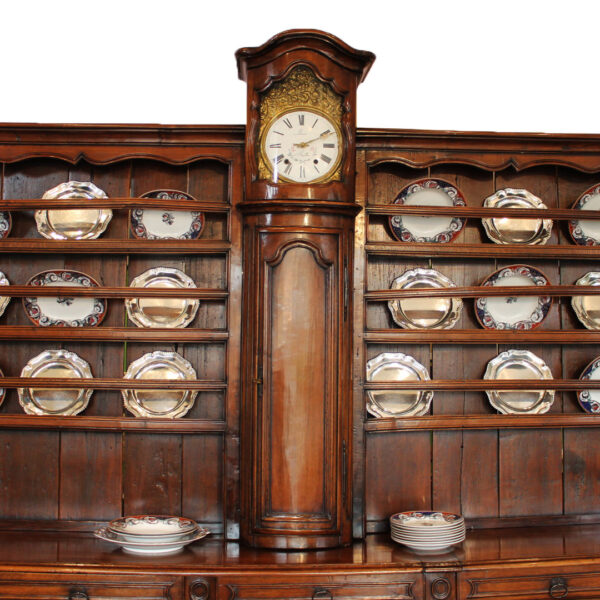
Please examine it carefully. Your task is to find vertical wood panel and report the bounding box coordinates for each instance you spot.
[59,432,122,519]
[461,430,499,518]
[365,431,431,525]
[0,431,59,519]
[123,434,182,516]
[499,429,562,516]
[564,428,600,514]
[182,434,224,527]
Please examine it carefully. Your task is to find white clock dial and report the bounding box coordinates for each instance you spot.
[262,109,342,183]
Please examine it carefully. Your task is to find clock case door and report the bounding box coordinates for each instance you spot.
[239,206,357,549]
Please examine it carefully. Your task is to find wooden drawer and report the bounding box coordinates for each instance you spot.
[460,566,600,599]
[217,573,423,600]
[0,572,183,599]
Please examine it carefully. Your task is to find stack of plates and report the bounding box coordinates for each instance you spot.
[390,511,465,553]
[95,515,209,555]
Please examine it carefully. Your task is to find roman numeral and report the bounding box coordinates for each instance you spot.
[320,154,332,164]
[284,162,293,175]
[312,118,319,128]
[314,163,320,173]
[299,166,306,179]
[321,129,331,136]
[273,131,284,136]
[273,154,284,164]
[283,118,293,129]
[269,143,281,148]
[298,114,304,126]
[323,143,335,148]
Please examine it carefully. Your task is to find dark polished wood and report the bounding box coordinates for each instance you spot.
[2,27,600,599]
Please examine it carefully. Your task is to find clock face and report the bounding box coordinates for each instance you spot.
[261,109,342,183]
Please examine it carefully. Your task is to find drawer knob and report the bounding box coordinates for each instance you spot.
[549,577,568,598]
[69,593,88,600]
[190,579,210,600]
[313,588,333,600]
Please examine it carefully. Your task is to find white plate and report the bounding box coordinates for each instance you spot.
[18,349,93,416]
[38,181,112,240]
[389,178,465,243]
[484,349,554,414]
[131,190,204,240]
[366,353,433,417]
[475,265,552,330]
[23,270,106,327]
[94,526,209,555]
[577,356,600,414]
[569,183,600,245]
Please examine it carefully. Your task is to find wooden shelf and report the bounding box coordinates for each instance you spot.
[365,285,600,300]
[367,204,600,220]
[2,286,228,299]
[364,379,600,391]
[0,239,231,254]
[365,241,600,260]
[0,414,226,434]
[365,413,600,432]
[0,377,227,390]
[0,199,230,212]
[0,326,228,342]
[364,329,600,344]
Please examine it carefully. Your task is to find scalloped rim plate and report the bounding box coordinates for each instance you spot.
[482,188,552,245]
[569,183,600,245]
[122,351,198,418]
[23,269,106,327]
[389,178,466,243]
[131,189,205,240]
[366,352,433,417]
[484,349,554,414]
[37,181,112,240]
[388,268,462,329]
[572,271,600,330]
[18,349,93,416]
[577,355,600,414]
[475,264,552,330]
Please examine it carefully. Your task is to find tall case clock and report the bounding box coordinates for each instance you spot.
[236,30,374,549]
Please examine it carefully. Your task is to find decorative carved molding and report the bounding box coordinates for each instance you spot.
[430,577,451,600]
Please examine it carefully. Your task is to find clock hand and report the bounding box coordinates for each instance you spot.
[293,130,334,149]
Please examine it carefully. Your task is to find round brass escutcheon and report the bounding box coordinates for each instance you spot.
[431,577,452,600]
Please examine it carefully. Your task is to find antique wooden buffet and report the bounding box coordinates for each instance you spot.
[1,29,600,599]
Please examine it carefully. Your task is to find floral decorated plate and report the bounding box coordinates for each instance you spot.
[577,356,600,414]
[0,211,11,239]
[389,178,466,243]
[475,264,552,330]
[131,190,204,240]
[37,181,112,240]
[569,183,600,245]
[23,270,106,327]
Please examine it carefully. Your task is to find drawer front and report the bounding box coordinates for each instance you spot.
[217,574,423,600]
[0,572,182,599]
[460,567,600,599]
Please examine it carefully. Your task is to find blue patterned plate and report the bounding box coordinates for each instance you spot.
[578,356,600,414]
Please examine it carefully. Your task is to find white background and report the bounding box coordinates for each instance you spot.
[2,0,599,134]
